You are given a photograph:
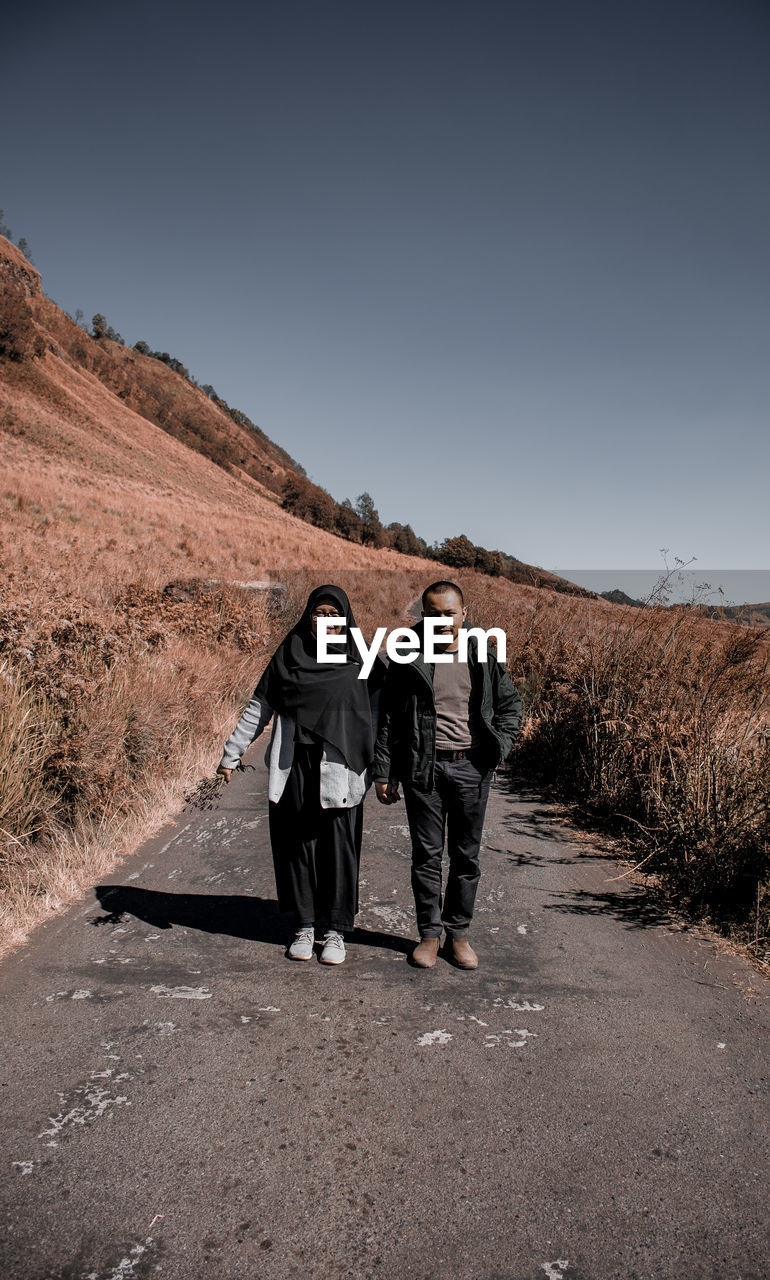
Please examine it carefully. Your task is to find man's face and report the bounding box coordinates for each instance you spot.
[310,598,344,638]
[422,589,466,651]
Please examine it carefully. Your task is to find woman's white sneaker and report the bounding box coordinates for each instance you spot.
[320,931,346,965]
[288,927,315,961]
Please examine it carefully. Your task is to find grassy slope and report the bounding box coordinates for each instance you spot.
[0,236,613,951]
[1,237,767,956]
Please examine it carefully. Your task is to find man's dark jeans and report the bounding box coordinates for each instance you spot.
[403,753,492,938]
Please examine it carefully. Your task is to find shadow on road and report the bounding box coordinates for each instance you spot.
[543,885,676,930]
[484,846,577,867]
[92,885,411,955]
[486,814,616,867]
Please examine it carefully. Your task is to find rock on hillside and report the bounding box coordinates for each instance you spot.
[0,237,42,297]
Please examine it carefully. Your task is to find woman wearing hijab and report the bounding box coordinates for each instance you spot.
[216,585,381,965]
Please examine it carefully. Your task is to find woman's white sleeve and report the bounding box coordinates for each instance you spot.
[219,694,273,769]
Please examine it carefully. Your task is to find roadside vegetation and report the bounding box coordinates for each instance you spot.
[1,231,767,959]
[2,564,767,959]
[475,579,769,957]
[0,577,279,949]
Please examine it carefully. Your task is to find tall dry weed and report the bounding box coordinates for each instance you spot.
[492,591,770,944]
[0,661,61,849]
[0,578,289,946]
[2,559,768,954]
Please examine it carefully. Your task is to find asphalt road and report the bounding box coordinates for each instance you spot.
[1,763,768,1280]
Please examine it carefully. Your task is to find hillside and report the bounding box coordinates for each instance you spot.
[701,602,770,630]
[0,234,592,597]
[1,235,766,957]
[0,237,438,589]
[0,232,613,950]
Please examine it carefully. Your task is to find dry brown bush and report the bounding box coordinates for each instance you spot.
[0,580,283,943]
[480,589,770,948]
[0,281,45,363]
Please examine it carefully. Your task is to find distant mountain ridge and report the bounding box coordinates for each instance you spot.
[698,602,770,630]
[599,587,770,630]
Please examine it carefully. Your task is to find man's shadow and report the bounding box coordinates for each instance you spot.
[92,885,411,955]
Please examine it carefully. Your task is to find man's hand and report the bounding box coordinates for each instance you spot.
[375,781,401,805]
[216,765,233,785]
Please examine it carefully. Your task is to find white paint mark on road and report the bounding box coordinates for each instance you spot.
[150,985,212,999]
[157,826,190,855]
[495,999,544,1012]
[510,1029,537,1048]
[12,1161,34,1175]
[541,1261,570,1279]
[365,902,413,931]
[517,924,528,934]
[92,1236,154,1280]
[241,1016,252,1023]
[717,1042,726,1050]
[38,1067,131,1139]
[468,1015,488,1026]
[257,1006,280,1013]
[484,1029,537,1049]
[47,989,97,1000]
[417,1030,452,1046]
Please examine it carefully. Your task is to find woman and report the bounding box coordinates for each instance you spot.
[216,584,381,965]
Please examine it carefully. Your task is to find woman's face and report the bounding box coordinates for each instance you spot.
[309,596,345,638]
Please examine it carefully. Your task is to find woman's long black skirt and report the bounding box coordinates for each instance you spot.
[268,743,363,931]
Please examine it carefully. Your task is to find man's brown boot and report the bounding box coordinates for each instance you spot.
[446,936,478,969]
[411,936,440,968]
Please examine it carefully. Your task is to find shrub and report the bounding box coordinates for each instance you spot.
[0,663,60,847]
[439,534,477,568]
[0,282,45,362]
[510,598,770,936]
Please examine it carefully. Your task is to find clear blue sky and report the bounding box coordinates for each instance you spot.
[2,0,768,590]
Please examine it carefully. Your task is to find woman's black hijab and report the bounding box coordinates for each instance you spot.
[255,584,375,773]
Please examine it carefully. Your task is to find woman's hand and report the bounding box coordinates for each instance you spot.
[375,781,401,805]
[216,765,233,785]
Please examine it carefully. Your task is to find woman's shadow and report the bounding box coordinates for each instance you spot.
[92,885,412,955]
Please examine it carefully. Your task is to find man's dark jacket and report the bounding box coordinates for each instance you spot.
[372,625,523,792]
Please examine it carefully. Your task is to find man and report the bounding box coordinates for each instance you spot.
[374,581,522,969]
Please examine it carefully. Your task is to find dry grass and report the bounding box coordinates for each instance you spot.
[0,293,451,952]
[477,588,770,954]
[0,579,279,948]
[1,238,767,959]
